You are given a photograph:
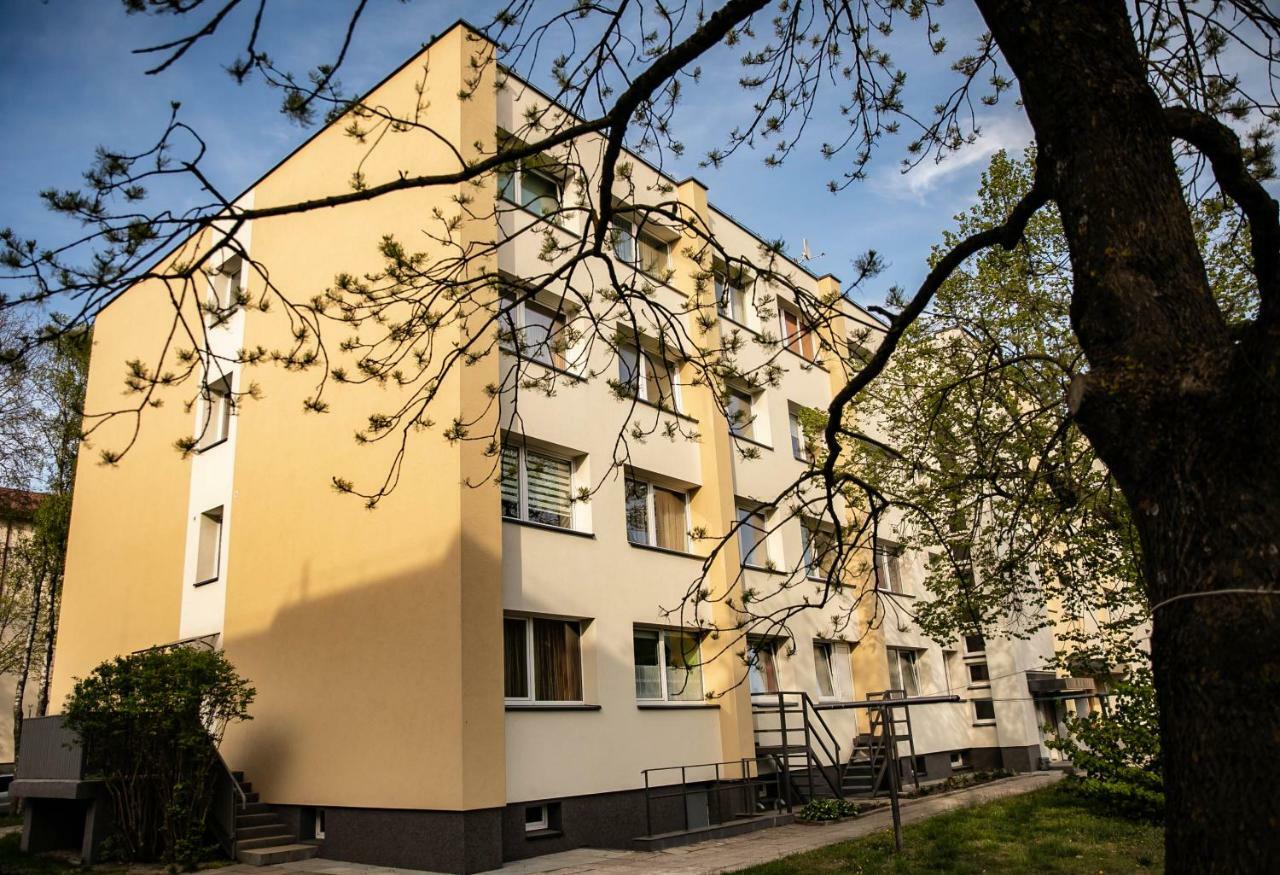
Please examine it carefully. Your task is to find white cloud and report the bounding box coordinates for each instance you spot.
[875,112,1034,200]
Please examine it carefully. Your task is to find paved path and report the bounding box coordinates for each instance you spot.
[250,772,1061,875]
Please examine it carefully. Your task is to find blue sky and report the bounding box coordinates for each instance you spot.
[0,1,1035,312]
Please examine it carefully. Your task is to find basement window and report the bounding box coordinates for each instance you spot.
[194,506,223,586]
[314,809,326,841]
[951,750,969,770]
[524,804,548,833]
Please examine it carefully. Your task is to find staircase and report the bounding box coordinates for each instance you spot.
[751,691,845,803]
[229,771,319,866]
[840,691,921,798]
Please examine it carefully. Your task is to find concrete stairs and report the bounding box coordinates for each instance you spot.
[231,772,319,866]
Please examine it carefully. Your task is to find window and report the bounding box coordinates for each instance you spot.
[887,648,921,697]
[964,633,986,655]
[500,292,569,369]
[747,640,780,695]
[950,750,969,770]
[206,256,242,313]
[973,698,996,723]
[314,809,326,841]
[625,477,688,552]
[724,386,756,440]
[715,271,747,323]
[967,661,991,687]
[611,217,669,274]
[942,649,960,695]
[788,406,814,461]
[524,804,549,833]
[501,445,574,529]
[498,163,562,217]
[801,523,836,581]
[634,628,703,702]
[198,374,233,450]
[195,506,223,585]
[813,641,852,700]
[618,341,680,411]
[779,302,815,360]
[504,616,583,702]
[874,540,907,594]
[736,504,771,568]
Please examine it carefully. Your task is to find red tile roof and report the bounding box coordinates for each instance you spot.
[0,487,46,522]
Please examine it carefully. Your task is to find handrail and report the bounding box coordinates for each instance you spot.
[215,746,247,808]
[210,745,245,856]
[750,691,844,800]
[640,755,791,837]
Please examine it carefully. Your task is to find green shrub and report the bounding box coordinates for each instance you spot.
[63,647,255,868]
[1047,667,1163,820]
[797,798,859,821]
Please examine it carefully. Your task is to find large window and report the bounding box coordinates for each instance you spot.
[779,302,815,360]
[500,293,569,369]
[618,341,680,411]
[747,640,780,694]
[874,539,907,594]
[788,405,813,461]
[198,374,233,450]
[715,271,747,323]
[813,640,853,701]
[195,506,223,585]
[498,163,562,217]
[801,523,836,580]
[611,217,669,275]
[504,616,583,702]
[723,386,757,440]
[887,648,921,697]
[634,628,703,702]
[625,478,688,552]
[736,504,771,568]
[501,445,574,529]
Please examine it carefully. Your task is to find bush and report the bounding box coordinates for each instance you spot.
[63,647,255,868]
[1047,667,1163,820]
[797,798,860,821]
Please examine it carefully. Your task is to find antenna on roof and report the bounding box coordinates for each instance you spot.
[801,238,825,262]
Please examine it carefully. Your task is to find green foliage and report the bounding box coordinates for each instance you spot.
[797,797,860,821]
[913,768,1012,797]
[63,648,256,867]
[1048,669,1164,821]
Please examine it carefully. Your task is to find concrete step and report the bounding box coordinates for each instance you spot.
[243,791,260,804]
[237,833,299,851]
[237,843,319,866]
[237,824,291,841]
[236,812,284,828]
[237,802,274,816]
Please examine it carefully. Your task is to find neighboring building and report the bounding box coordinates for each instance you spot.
[0,486,47,769]
[20,21,1100,873]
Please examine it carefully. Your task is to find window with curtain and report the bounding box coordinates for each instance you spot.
[499,292,571,370]
[498,163,561,217]
[801,524,836,580]
[617,341,679,411]
[625,477,688,551]
[888,648,921,697]
[500,445,574,529]
[788,405,813,461]
[609,217,669,274]
[633,628,703,702]
[813,641,852,700]
[724,387,755,439]
[737,504,769,568]
[715,271,747,323]
[504,615,582,702]
[747,640,780,694]
[780,303,815,359]
[874,539,907,593]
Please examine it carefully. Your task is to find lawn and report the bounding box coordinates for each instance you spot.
[735,784,1163,874]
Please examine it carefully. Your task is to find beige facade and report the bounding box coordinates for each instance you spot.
[44,21,1080,873]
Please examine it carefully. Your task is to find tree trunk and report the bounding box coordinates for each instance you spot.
[36,569,59,717]
[975,1,1280,870]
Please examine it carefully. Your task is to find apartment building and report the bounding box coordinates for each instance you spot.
[20,21,1096,874]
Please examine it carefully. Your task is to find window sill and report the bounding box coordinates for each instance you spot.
[524,828,564,841]
[973,720,998,727]
[502,517,596,539]
[717,314,762,339]
[505,703,602,712]
[877,587,916,599]
[195,437,228,454]
[193,577,220,588]
[968,682,991,690]
[502,352,588,383]
[637,702,720,710]
[498,197,581,238]
[781,344,829,372]
[622,394,700,425]
[628,541,703,561]
[730,432,773,452]
[742,563,787,577]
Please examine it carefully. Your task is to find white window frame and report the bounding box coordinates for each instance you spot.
[314,809,326,841]
[813,640,853,702]
[499,292,574,372]
[788,406,812,461]
[625,477,690,552]
[618,341,682,412]
[963,633,987,656]
[875,540,908,594]
[503,615,584,705]
[950,750,969,770]
[611,216,670,275]
[887,648,921,697]
[634,627,704,703]
[195,506,224,586]
[973,698,997,725]
[198,373,234,451]
[524,804,550,833]
[801,522,836,581]
[779,300,816,360]
[942,649,959,695]
[967,659,992,689]
[736,503,772,569]
[747,639,781,695]
[205,255,243,318]
[724,385,757,440]
[715,270,748,324]
[498,162,563,218]
[501,444,576,530]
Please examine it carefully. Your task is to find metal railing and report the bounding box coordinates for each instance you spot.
[639,755,791,837]
[750,691,844,800]
[209,746,246,856]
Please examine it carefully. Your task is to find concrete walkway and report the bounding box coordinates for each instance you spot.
[258,771,1061,875]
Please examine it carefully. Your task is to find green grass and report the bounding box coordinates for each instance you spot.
[735,784,1163,874]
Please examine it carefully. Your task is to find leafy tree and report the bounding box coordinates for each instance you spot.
[62,648,255,867]
[2,2,1278,868]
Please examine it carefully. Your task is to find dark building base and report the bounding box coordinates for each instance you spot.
[899,744,1046,784]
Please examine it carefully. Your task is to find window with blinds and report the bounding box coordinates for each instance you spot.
[500,445,573,529]
[504,615,583,702]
